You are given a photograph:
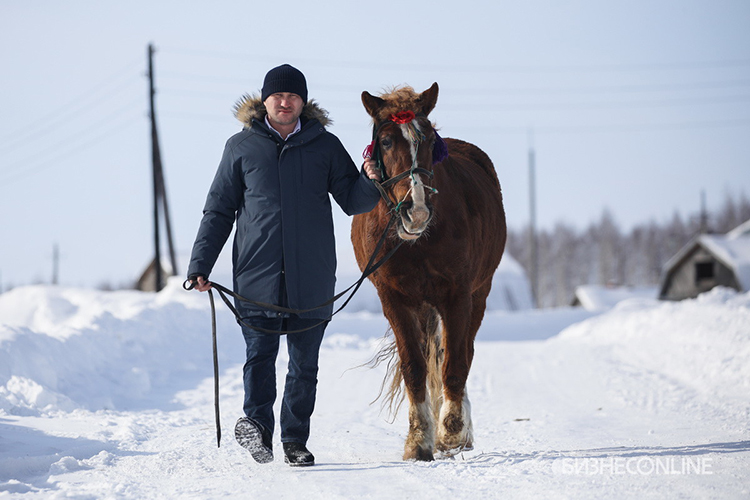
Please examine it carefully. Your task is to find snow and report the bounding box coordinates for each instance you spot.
[572,284,659,311]
[1,279,749,498]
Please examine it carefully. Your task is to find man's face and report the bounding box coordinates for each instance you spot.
[264,92,304,128]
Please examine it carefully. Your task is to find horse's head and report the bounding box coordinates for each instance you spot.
[362,83,445,241]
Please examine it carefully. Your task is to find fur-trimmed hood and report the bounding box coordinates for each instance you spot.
[233,93,331,129]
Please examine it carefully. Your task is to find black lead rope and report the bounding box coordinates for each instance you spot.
[207,288,221,447]
[184,213,403,447]
[203,212,401,333]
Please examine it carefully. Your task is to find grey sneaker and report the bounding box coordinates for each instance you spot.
[235,417,273,464]
[283,442,315,467]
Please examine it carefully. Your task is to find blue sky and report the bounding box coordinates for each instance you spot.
[1,0,749,288]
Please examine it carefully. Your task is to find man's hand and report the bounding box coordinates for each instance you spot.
[193,275,212,292]
[363,159,381,181]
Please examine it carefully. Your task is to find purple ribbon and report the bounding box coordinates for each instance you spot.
[432,130,449,164]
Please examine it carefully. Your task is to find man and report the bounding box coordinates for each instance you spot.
[187,64,380,466]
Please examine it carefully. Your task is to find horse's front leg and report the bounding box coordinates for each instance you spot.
[380,293,434,461]
[436,292,474,455]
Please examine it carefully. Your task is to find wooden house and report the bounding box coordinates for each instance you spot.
[659,220,750,300]
[135,258,175,292]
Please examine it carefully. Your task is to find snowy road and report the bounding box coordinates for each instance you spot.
[1,282,749,498]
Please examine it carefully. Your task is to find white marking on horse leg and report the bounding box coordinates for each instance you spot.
[404,398,435,461]
[436,391,473,455]
[463,391,474,450]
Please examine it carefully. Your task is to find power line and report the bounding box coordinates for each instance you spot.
[160,46,750,74]
[158,72,750,96]
[470,93,750,110]
[154,75,750,120]
[0,58,143,152]
[158,108,750,135]
[448,79,750,96]
[160,110,236,124]
[1,98,144,185]
[159,71,252,86]
[0,114,142,185]
[159,87,750,111]
[447,117,750,135]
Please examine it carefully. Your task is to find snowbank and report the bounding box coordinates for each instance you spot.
[572,284,658,311]
[1,281,748,498]
[0,278,246,415]
[558,287,750,416]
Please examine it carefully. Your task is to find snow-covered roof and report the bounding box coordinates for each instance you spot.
[573,284,658,311]
[662,219,750,292]
[727,219,750,239]
[699,234,750,291]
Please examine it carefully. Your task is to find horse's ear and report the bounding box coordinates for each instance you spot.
[362,91,385,118]
[418,82,439,116]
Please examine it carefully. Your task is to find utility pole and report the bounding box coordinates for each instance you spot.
[148,44,163,292]
[699,190,709,234]
[528,130,539,308]
[158,157,178,280]
[147,43,178,292]
[52,243,59,285]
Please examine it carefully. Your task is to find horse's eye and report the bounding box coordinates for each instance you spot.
[381,137,393,149]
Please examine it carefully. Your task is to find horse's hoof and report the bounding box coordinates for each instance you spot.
[403,445,434,462]
[436,434,472,456]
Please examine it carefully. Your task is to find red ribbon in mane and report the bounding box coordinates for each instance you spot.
[390,111,416,124]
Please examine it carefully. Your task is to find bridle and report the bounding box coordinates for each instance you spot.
[364,111,440,213]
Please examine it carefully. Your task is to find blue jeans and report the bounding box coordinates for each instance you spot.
[240,316,327,445]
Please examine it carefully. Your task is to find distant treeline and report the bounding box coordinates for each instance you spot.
[507,191,750,308]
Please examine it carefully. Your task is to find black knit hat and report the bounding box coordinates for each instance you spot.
[261,64,308,104]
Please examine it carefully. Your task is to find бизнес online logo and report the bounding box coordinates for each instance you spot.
[556,456,713,476]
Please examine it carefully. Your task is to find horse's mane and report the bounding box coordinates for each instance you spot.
[371,86,426,123]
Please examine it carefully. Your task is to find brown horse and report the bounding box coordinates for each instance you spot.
[351,83,507,461]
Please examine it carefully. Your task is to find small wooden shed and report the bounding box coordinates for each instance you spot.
[136,258,175,292]
[659,220,750,300]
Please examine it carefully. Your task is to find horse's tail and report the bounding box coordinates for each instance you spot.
[369,306,443,422]
[423,307,444,421]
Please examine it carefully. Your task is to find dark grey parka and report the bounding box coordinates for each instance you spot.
[187,95,380,320]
